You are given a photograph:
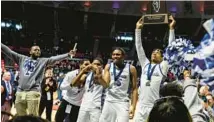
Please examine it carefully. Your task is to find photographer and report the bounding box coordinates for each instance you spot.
[202,93,214,121]
[39,67,57,121]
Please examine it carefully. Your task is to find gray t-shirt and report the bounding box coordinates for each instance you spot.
[2,43,69,92]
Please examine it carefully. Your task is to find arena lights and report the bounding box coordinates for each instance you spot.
[170,7,177,14]
[15,24,22,30]
[1,22,5,27]
[1,22,12,27]
[84,1,91,7]
[1,21,22,30]
[112,1,120,9]
[116,36,133,41]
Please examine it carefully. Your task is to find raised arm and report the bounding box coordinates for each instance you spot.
[1,43,25,64]
[47,50,76,65]
[159,16,176,73]
[135,18,150,68]
[168,15,176,46]
[129,65,138,119]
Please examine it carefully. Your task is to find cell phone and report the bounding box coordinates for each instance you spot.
[201,96,208,103]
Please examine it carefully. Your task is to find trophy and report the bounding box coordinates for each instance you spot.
[143,0,169,24]
[143,14,169,24]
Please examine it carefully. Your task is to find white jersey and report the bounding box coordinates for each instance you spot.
[60,69,85,106]
[139,62,167,107]
[105,63,132,102]
[80,71,105,110]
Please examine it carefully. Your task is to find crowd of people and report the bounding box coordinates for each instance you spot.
[1,15,214,122]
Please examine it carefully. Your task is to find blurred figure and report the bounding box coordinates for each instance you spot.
[202,93,214,121]
[1,72,13,122]
[57,72,65,101]
[39,67,57,121]
[160,69,209,122]
[8,115,49,122]
[200,86,210,97]
[148,96,193,122]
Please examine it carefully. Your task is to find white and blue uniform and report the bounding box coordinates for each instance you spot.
[77,71,105,122]
[99,62,132,122]
[134,29,171,122]
[134,62,168,122]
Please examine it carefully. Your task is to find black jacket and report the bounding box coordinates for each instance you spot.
[41,77,57,101]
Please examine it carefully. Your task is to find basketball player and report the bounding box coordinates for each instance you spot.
[55,59,90,122]
[133,15,176,122]
[98,47,138,122]
[1,43,76,116]
[75,57,105,122]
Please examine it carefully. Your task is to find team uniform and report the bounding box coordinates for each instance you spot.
[134,29,173,122]
[77,71,105,122]
[55,69,85,122]
[134,62,168,122]
[99,62,132,122]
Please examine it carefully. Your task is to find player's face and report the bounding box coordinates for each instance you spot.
[30,46,41,57]
[80,61,91,70]
[112,50,124,64]
[151,49,163,64]
[92,60,102,69]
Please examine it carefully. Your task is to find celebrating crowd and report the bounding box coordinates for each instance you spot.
[1,15,214,122]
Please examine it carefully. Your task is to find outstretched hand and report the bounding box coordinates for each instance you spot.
[136,17,144,29]
[69,49,77,58]
[169,15,176,30]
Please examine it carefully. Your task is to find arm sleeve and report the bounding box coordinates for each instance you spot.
[160,61,169,77]
[168,30,175,46]
[183,79,204,116]
[51,79,57,92]
[135,29,149,68]
[60,72,74,90]
[41,79,48,92]
[1,43,26,64]
[47,53,69,65]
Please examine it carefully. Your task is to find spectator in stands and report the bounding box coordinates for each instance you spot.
[202,93,214,121]
[200,85,210,97]
[39,67,57,121]
[57,72,65,101]
[160,69,209,122]
[1,72,13,122]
